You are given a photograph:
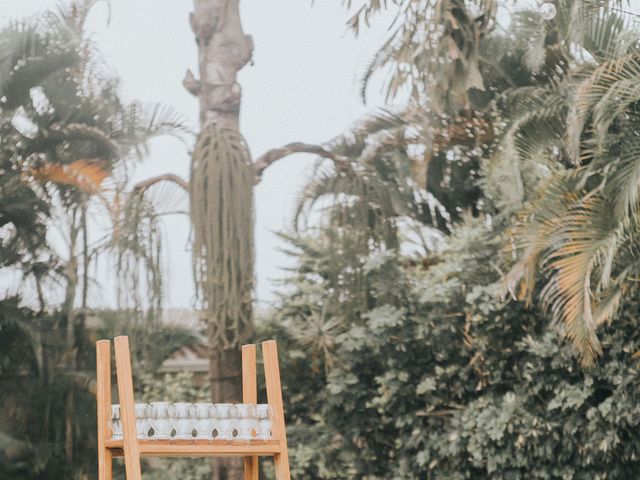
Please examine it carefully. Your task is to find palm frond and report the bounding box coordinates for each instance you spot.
[505,174,579,305]
[566,53,640,162]
[0,21,78,109]
[131,173,189,216]
[111,189,164,314]
[507,167,629,366]
[28,159,110,194]
[359,33,398,103]
[45,122,120,160]
[584,135,640,221]
[592,280,625,327]
[111,102,192,158]
[540,193,622,365]
[582,6,636,61]
[499,86,568,163]
[53,0,112,35]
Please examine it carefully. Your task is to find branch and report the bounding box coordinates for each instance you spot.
[254,142,354,182]
[132,173,189,193]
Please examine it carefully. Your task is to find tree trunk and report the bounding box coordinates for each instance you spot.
[185,0,253,130]
[209,347,244,480]
[185,1,253,479]
[63,207,80,465]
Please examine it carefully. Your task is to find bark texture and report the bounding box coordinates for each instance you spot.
[185,0,253,130]
[185,1,254,479]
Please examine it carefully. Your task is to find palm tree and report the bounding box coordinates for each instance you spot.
[263,0,640,368]
[0,1,189,476]
[502,0,640,365]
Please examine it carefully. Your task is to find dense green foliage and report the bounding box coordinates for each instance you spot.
[260,0,640,478]
[265,222,640,478]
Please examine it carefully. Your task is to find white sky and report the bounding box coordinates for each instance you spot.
[0,0,393,309]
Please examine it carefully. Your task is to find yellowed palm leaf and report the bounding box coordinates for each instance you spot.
[29,159,110,194]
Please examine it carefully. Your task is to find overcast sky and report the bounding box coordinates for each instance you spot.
[0,0,393,308]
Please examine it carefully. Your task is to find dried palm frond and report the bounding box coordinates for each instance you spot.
[28,159,109,194]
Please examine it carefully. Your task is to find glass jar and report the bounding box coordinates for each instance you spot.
[215,403,237,440]
[235,404,257,440]
[194,403,214,440]
[135,403,149,439]
[110,404,122,440]
[256,404,272,440]
[173,402,194,439]
[149,402,171,439]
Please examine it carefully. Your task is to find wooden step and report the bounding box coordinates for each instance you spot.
[105,438,281,457]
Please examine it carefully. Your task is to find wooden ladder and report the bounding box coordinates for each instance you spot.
[96,336,291,480]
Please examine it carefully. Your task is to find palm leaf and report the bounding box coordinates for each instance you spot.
[505,174,579,305]
[540,193,621,365]
[588,135,640,220]
[111,102,191,158]
[566,53,640,162]
[0,21,78,109]
[28,159,110,194]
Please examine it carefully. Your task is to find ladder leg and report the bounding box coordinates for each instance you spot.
[114,336,142,480]
[242,344,259,480]
[96,340,113,480]
[262,341,290,480]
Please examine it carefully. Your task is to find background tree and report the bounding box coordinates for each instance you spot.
[183,1,254,478]
[0,2,191,477]
[503,0,640,365]
[258,0,640,478]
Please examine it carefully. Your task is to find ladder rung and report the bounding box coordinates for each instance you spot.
[106,438,282,457]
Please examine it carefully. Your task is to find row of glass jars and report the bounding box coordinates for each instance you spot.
[109,403,273,441]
